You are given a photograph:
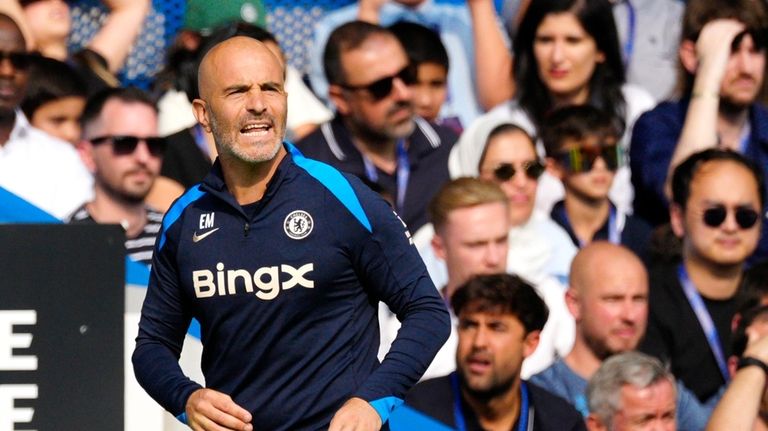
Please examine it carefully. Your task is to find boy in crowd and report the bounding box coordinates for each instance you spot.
[543,105,651,260]
[21,55,86,146]
[388,21,460,134]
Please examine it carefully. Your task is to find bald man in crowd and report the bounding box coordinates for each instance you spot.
[132,36,449,431]
[530,242,711,429]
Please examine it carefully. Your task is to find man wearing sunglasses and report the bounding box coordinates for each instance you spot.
[0,13,92,220]
[133,37,449,431]
[640,149,764,404]
[630,0,768,262]
[296,21,456,233]
[543,105,652,261]
[69,87,164,267]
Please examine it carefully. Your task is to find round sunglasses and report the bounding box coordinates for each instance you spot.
[486,161,545,182]
[702,205,761,229]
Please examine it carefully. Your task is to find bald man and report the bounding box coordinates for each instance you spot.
[529,241,711,429]
[132,36,450,431]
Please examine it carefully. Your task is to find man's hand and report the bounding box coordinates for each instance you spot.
[357,0,389,23]
[185,388,253,431]
[328,397,383,431]
[693,19,747,89]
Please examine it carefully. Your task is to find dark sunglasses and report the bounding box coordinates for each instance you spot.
[490,161,545,182]
[0,51,34,70]
[555,144,622,173]
[702,205,761,229]
[340,64,417,100]
[90,135,167,157]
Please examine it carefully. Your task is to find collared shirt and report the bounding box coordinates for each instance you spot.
[0,111,93,219]
[295,115,455,232]
[309,0,487,128]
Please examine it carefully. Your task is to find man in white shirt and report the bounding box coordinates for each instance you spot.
[0,13,91,219]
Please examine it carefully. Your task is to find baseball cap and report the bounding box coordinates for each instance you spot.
[184,0,267,35]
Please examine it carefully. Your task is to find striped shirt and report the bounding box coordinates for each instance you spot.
[68,204,163,267]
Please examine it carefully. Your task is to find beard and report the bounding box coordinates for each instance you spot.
[209,112,282,164]
[458,365,518,402]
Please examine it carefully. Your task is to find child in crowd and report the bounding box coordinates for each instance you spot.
[20,55,86,146]
[388,21,462,134]
[542,105,651,261]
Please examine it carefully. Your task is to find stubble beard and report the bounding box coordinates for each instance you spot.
[210,114,282,164]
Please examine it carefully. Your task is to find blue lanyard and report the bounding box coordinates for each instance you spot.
[561,205,620,247]
[622,0,636,69]
[361,139,410,213]
[739,121,751,154]
[677,264,731,382]
[450,372,531,431]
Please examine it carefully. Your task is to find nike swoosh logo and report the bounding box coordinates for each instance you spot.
[192,227,220,243]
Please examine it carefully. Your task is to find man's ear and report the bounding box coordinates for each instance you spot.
[679,40,698,74]
[669,203,686,238]
[432,233,447,261]
[565,288,581,320]
[522,330,541,359]
[586,413,609,431]
[76,139,97,174]
[328,84,351,116]
[192,98,211,133]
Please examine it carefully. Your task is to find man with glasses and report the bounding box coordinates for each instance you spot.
[0,13,92,219]
[630,0,768,261]
[543,105,651,262]
[640,149,764,403]
[296,20,456,232]
[69,87,165,266]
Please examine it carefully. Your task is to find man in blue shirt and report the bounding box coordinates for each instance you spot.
[132,35,450,431]
[530,242,712,430]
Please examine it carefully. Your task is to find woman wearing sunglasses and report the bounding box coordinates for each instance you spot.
[477,123,577,285]
[640,148,764,405]
[449,0,654,216]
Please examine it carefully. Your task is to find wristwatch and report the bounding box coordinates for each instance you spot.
[737,356,768,376]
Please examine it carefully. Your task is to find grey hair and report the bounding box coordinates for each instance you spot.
[586,352,676,428]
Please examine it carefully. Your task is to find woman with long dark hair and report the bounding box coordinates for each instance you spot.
[451,0,654,214]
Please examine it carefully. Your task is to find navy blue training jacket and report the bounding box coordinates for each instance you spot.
[132,143,450,430]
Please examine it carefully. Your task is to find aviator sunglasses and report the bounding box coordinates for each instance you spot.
[89,135,167,157]
[490,161,545,182]
[555,144,622,173]
[702,205,761,229]
[340,64,418,100]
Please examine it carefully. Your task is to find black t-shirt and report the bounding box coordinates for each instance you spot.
[393,374,586,431]
[640,261,738,401]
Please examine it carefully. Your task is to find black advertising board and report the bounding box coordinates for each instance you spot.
[0,224,124,430]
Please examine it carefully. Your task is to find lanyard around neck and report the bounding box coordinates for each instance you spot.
[677,264,731,382]
[450,372,532,431]
[361,139,410,213]
[622,0,636,69]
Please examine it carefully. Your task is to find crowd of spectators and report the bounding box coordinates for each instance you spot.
[6,0,768,429]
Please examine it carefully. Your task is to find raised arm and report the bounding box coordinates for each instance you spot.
[357,0,388,23]
[706,332,768,431]
[468,0,515,110]
[87,0,150,73]
[665,19,746,195]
